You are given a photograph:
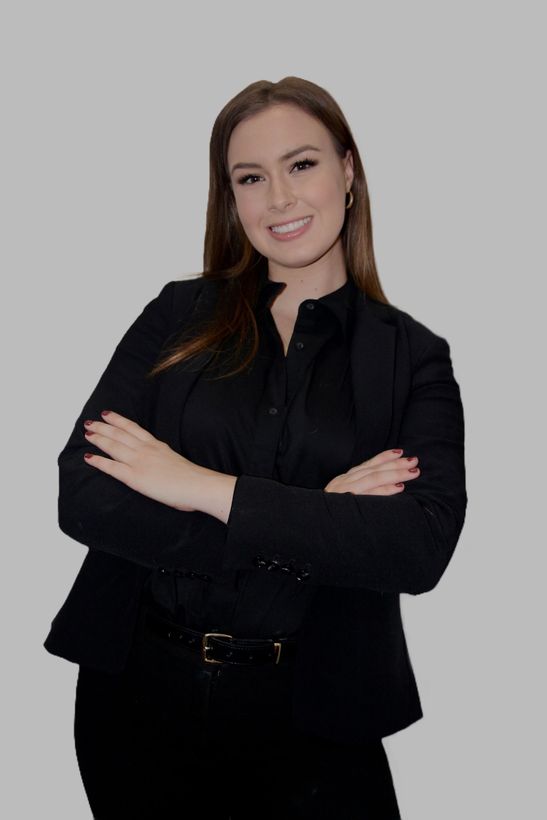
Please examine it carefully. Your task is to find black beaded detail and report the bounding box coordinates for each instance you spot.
[266,554,283,572]
[295,563,312,582]
[157,566,211,583]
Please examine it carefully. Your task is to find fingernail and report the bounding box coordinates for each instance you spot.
[84,453,94,460]
[395,482,404,487]
[84,419,93,427]
[409,467,419,472]
[392,449,403,454]
[84,430,95,436]
[406,456,417,461]
[101,410,111,417]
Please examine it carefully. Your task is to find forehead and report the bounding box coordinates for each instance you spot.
[227,105,332,161]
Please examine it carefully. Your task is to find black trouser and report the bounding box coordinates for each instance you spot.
[74,602,402,819]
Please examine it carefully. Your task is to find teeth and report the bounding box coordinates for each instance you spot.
[270,216,311,234]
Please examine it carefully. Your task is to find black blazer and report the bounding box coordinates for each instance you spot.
[44,274,467,744]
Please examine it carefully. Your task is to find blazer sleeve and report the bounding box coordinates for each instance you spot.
[57,280,202,570]
[222,332,467,595]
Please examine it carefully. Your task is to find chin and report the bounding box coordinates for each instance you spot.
[282,238,337,263]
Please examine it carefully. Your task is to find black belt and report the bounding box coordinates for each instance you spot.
[145,608,297,666]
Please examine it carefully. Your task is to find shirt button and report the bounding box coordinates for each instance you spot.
[268,407,278,415]
[295,341,304,350]
[305,302,315,310]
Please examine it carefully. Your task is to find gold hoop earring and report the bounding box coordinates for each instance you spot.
[345,190,354,210]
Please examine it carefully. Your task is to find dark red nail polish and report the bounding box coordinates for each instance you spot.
[409,467,419,472]
[101,410,111,417]
[84,419,93,427]
[395,482,404,487]
[84,430,94,436]
[392,449,403,454]
[406,456,416,461]
[84,453,93,459]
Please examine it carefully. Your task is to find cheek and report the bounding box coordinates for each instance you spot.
[315,175,344,206]
[235,197,262,232]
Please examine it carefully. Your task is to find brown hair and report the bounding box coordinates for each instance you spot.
[148,76,390,381]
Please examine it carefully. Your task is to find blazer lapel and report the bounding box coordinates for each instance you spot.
[349,292,397,466]
[151,279,218,453]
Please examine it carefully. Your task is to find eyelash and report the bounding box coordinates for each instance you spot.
[237,158,317,186]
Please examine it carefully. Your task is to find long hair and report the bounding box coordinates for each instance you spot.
[148,76,390,381]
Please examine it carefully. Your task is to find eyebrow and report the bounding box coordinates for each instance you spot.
[230,144,321,176]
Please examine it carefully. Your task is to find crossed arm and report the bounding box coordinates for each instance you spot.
[80,411,421,524]
[81,408,239,523]
[58,281,467,594]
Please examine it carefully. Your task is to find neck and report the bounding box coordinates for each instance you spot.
[267,248,348,315]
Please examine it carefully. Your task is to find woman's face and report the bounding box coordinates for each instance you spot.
[227,104,354,277]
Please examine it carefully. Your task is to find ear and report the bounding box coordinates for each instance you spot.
[344,149,355,191]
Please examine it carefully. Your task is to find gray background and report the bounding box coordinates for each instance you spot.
[2,0,545,817]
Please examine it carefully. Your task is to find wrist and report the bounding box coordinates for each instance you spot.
[187,468,238,524]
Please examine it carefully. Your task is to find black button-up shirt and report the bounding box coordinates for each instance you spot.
[144,265,358,638]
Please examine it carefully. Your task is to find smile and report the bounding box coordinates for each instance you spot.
[268,216,313,240]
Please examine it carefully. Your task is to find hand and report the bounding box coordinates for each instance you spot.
[324,449,420,496]
[82,410,201,512]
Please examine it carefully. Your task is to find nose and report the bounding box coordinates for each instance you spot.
[267,174,296,213]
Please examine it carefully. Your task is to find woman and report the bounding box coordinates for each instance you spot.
[44,76,467,818]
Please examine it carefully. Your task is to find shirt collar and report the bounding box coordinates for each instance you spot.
[256,264,357,341]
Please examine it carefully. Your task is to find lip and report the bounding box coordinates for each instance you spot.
[267,215,313,242]
[268,215,312,228]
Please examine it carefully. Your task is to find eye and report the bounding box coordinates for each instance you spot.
[292,158,317,173]
[237,157,317,186]
[238,173,262,186]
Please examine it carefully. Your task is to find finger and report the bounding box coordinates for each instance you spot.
[84,431,138,464]
[99,410,155,443]
[364,483,406,496]
[83,451,133,484]
[346,454,418,480]
[345,464,421,492]
[345,449,406,476]
[84,420,143,451]
[326,479,406,496]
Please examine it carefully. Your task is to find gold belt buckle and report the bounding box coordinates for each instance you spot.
[202,632,233,664]
[201,633,284,665]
